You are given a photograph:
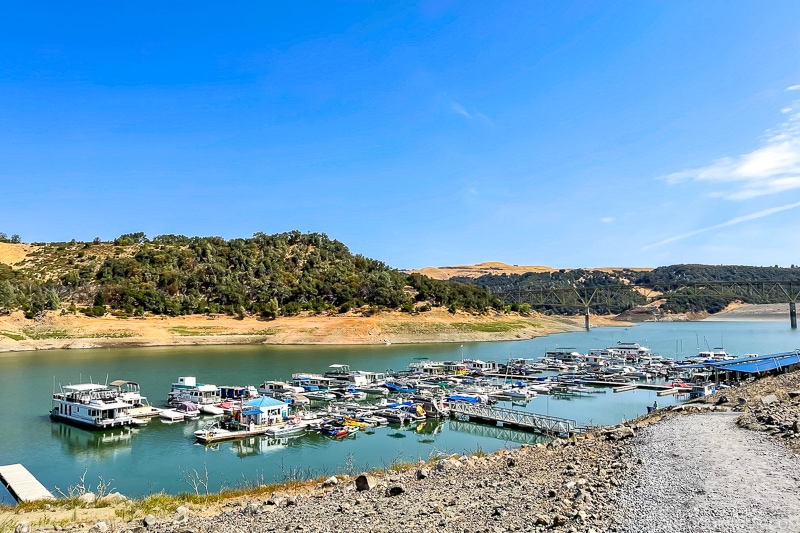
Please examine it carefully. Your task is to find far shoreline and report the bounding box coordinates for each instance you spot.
[0,303,789,355]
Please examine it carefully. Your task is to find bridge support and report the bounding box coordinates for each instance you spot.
[584,308,590,331]
[791,302,797,329]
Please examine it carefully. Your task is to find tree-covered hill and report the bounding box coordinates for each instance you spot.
[0,231,504,319]
[453,264,800,315]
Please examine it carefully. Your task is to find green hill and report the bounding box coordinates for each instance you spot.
[0,232,503,319]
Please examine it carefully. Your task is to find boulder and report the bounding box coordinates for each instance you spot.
[322,476,339,488]
[88,522,108,533]
[386,484,405,496]
[355,474,378,492]
[142,514,157,528]
[761,394,778,406]
[14,523,30,533]
[79,492,97,505]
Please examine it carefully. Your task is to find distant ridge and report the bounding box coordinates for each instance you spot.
[407,262,651,280]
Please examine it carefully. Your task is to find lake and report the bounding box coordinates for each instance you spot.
[1,319,797,503]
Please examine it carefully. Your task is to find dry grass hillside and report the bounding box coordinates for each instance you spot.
[407,261,652,280]
[0,242,36,267]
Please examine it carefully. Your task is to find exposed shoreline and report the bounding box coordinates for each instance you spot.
[0,303,788,355]
[0,308,618,354]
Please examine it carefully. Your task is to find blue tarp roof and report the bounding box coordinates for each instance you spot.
[245,396,286,408]
[676,351,800,374]
[716,353,800,374]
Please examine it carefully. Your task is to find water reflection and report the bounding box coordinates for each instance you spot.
[229,436,294,458]
[51,423,134,459]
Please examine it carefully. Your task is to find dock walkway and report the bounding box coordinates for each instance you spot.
[0,463,54,502]
[449,402,578,436]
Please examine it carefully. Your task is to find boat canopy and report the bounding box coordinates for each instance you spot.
[109,380,139,387]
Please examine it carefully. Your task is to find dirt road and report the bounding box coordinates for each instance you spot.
[621,412,800,532]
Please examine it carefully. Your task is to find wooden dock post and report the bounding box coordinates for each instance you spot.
[791,302,797,329]
[584,308,590,331]
[0,464,55,502]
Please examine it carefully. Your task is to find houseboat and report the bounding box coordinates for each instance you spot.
[589,342,655,363]
[51,383,135,429]
[166,376,221,410]
[544,348,585,364]
[258,380,304,398]
[461,359,496,375]
[109,380,161,419]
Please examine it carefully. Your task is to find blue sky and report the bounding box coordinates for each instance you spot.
[1,2,799,270]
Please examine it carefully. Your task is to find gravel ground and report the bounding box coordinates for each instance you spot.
[619,412,800,533]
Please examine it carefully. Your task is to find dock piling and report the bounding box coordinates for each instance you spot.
[791,302,797,329]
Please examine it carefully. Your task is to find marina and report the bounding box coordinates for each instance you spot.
[0,320,797,502]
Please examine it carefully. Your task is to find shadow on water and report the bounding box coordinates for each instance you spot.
[447,420,551,446]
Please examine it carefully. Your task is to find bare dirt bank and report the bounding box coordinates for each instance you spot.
[0,309,627,354]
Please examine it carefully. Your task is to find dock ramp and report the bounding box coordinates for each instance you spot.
[0,464,55,502]
[449,402,577,436]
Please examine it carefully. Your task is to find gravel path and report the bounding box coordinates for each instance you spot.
[620,412,800,532]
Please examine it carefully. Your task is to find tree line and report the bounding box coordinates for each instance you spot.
[455,264,800,315]
[0,231,504,319]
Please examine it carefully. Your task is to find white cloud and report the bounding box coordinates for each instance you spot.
[788,84,800,91]
[641,201,800,250]
[600,217,614,223]
[662,105,800,200]
[782,107,793,114]
[451,102,471,119]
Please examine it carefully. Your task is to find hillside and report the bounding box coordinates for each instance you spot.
[0,233,505,321]
[407,261,652,280]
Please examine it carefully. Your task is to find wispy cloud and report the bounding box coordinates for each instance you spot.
[451,102,471,119]
[662,100,800,201]
[641,201,800,250]
[788,84,800,91]
[600,217,614,223]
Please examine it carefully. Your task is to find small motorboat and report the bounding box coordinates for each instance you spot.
[199,403,224,416]
[159,409,185,422]
[194,422,232,442]
[175,401,201,419]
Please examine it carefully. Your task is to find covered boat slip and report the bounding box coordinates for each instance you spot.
[682,351,800,382]
[0,464,54,502]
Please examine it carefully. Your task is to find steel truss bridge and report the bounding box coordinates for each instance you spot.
[448,401,579,436]
[493,280,800,329]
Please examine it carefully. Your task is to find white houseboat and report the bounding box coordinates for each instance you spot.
[589,342,654,363]
[51,383,135,429]
[167,376,222,412]
[109,380,161,419]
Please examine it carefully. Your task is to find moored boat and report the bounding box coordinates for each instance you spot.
[51,383,136,429]
[167,376,221,409]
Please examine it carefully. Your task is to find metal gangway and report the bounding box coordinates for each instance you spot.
[448,402,578,436]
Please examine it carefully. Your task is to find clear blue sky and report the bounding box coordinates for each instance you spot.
[1,1,799,269]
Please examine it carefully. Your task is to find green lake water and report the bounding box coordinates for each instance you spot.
[1,320,797,503]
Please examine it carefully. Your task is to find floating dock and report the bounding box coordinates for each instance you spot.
[0,464,55,502]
